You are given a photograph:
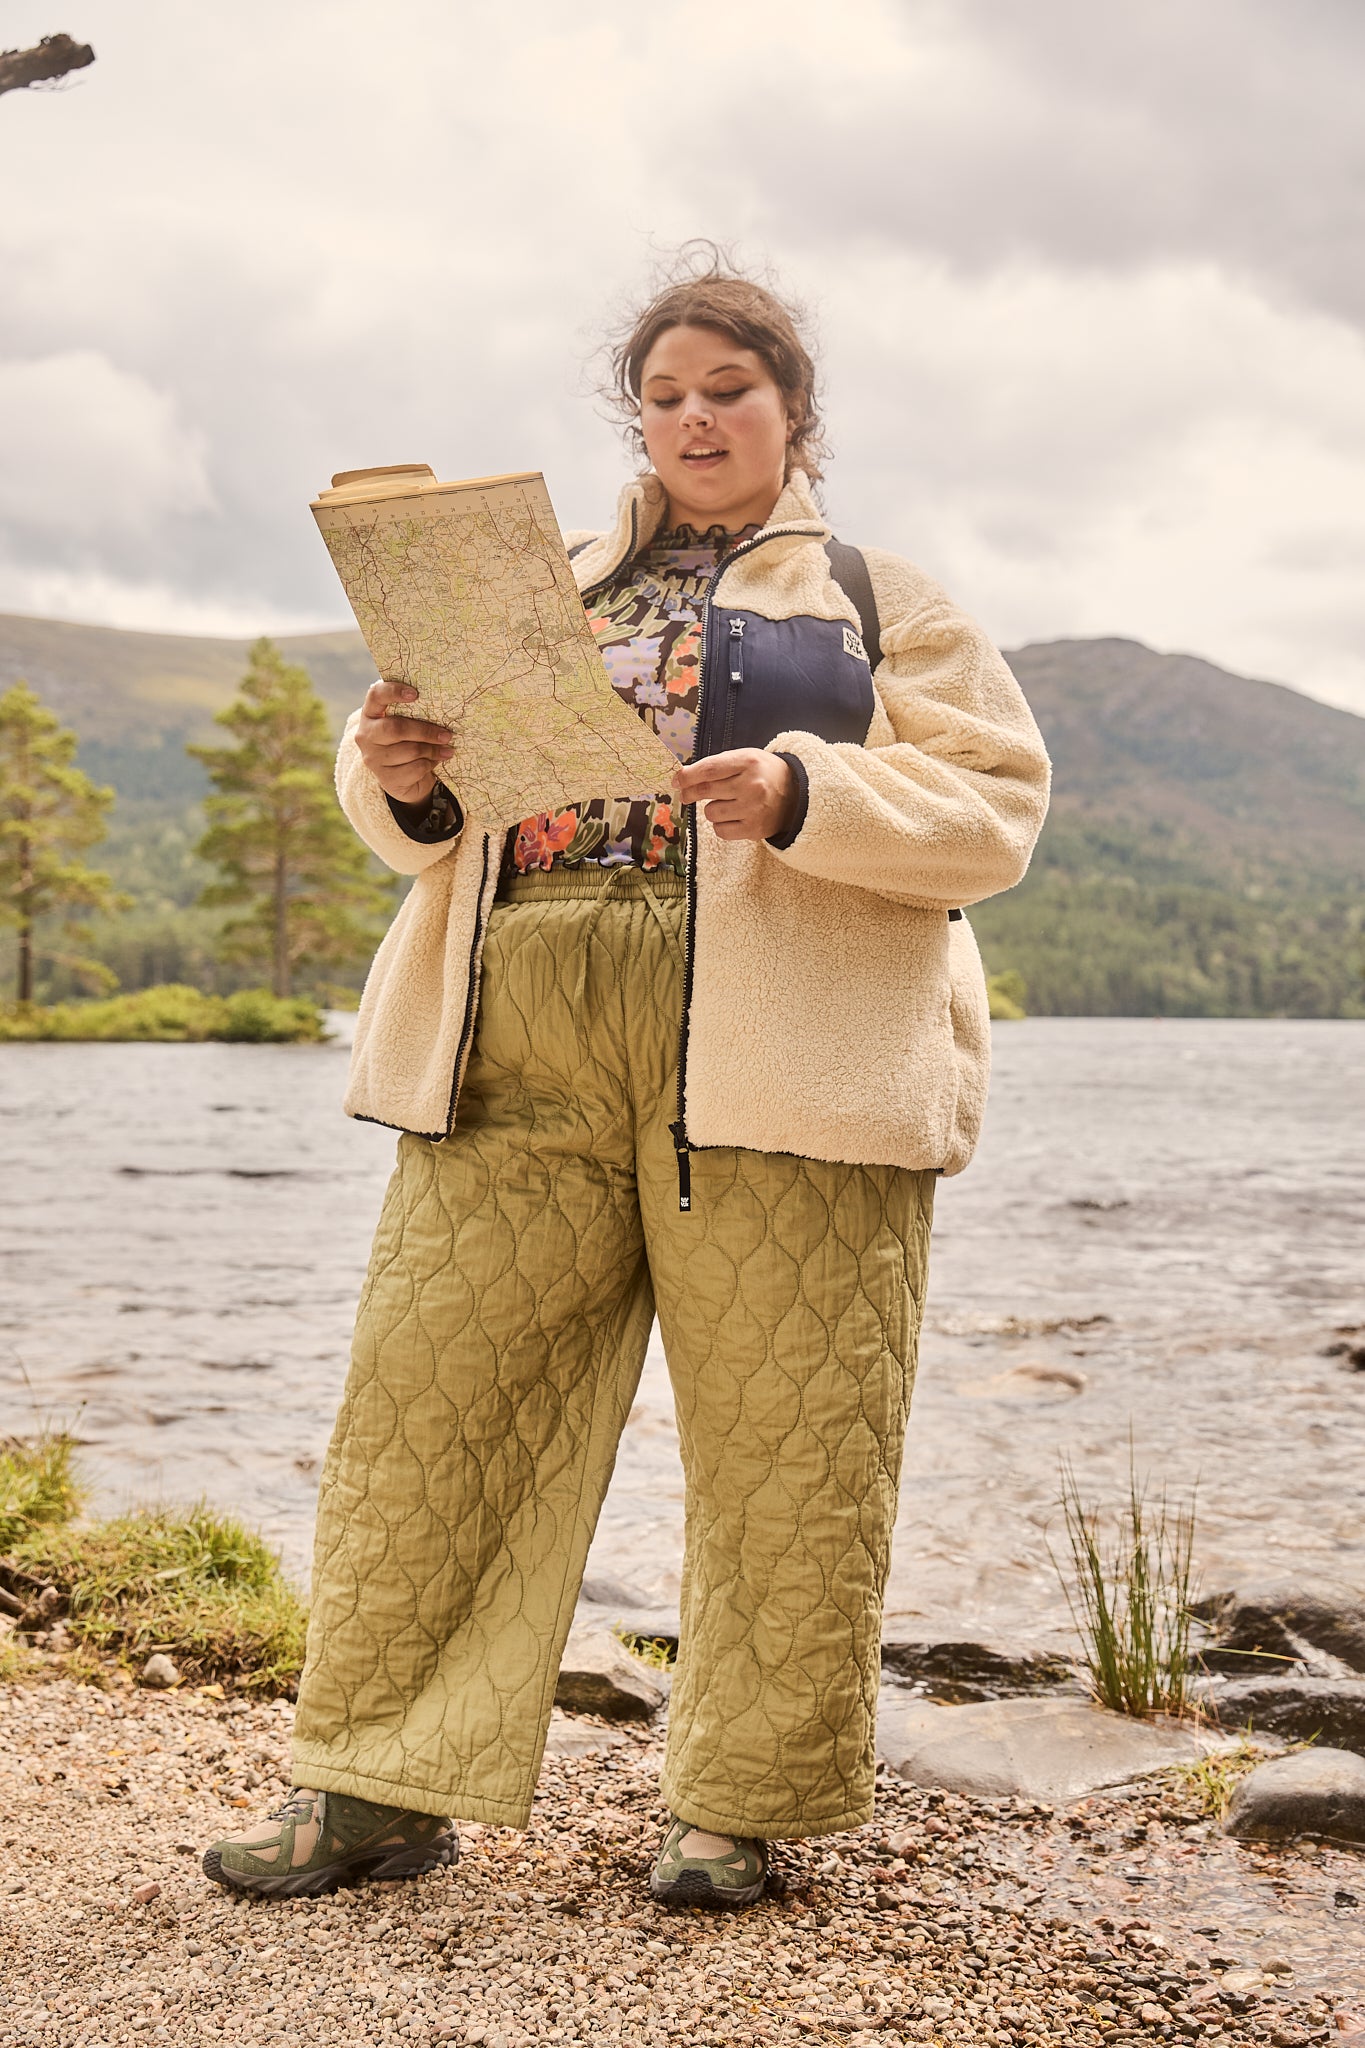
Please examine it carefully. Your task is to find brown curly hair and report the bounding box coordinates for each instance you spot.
[605,243,829,485]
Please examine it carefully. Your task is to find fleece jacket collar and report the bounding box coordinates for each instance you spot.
[571,469,830,597]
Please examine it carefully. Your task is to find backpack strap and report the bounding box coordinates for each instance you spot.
[823,538,955,915]
[824,537,882,672]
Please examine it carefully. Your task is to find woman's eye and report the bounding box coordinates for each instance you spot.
[713,388,748,402]
[651,396,681,411]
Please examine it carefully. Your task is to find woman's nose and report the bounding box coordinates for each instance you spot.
[679,393,714,429]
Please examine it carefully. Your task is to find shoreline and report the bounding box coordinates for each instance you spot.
[4,1677,1362,2047]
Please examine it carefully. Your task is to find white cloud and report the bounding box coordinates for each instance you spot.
[0,350,213,549]
[0,0,1362,711]
[818,259,1365,709]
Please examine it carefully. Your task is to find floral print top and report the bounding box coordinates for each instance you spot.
[502,522,760,879]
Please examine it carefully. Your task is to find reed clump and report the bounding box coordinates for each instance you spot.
[1051,1452,1198,1718]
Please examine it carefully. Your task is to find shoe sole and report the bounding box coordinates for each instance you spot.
[202,1828,458,1899]
[649,1866,766,1911]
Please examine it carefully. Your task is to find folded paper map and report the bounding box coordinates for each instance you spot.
[310,464,677,825]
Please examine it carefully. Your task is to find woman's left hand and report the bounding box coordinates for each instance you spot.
[672,749,798,842]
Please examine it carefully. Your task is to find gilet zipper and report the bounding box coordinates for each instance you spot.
[720,616,746,753]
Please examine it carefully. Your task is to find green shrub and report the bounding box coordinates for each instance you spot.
[217,988,324,1042]
[0,983,325,1043]
[987,969,1028,1021]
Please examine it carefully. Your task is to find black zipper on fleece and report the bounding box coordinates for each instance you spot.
[444,833,493,1136]
[671,522,825,1212]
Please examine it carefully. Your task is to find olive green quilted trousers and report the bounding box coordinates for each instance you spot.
[292,866,934,1839]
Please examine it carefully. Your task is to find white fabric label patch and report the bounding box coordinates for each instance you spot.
[842,625,868,663]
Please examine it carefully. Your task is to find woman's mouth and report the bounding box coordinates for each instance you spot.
[681,446,727,470]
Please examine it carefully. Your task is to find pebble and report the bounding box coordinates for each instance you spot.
[0,1675,1357,2048]
[139,1653,181,1689]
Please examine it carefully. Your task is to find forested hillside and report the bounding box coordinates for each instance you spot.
[970,639,1365,1015]
[0,616,373,997]
[2,614,1362,1014]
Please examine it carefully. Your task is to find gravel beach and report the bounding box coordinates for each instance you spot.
[4,1680,1364,2047]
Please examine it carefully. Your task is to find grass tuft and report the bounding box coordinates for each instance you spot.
[13,1504,307,1696]
[1169,1735,1266,1819]
[615,1628,677,1671]
[1050,1450,1198,1718]
[1,1433,306,1697]
[0,1432,83,1553]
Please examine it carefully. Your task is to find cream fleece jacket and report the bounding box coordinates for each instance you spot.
[334,471,1050,1174]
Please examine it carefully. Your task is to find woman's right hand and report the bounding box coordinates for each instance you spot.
[354,679,455,805]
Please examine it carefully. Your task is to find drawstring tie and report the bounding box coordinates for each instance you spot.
[572,865,686,1030]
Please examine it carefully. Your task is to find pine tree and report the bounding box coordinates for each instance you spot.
[0,681,125,1004]
[191,638,393,999]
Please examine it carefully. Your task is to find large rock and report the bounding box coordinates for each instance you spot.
[555,1626,667,1721]
[1224,1747,1365,1844]
[881,1637,1076,1697]
[1207,1675,1365,1754]
[877,1691,1215,1803]
[1195,1585,1365,1677]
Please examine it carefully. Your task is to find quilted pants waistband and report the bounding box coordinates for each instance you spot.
[496,865,687,901]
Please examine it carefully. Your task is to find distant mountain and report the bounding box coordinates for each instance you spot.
[1006,637,1365,889]
[970,639,1365,1017]
[1,614,1362,1014]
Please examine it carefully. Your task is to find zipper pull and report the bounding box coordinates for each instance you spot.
[668,1119,692,1213]
[729,615,746,680]
[720,616,746,752]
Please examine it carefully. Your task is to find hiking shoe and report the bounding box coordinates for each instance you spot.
[202,1788,457,1898]
[649,1816,767,1909]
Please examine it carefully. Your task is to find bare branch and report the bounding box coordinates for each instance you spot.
[0,34,95,98]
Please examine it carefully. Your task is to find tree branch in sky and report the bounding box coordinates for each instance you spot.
[0,34,95,98]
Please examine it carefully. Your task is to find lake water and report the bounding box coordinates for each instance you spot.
[3,1019,1363,1649]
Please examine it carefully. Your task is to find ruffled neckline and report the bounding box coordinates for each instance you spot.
[649,520,763,551]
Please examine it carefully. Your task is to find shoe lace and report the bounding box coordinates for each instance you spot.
[266,1789,317,1824]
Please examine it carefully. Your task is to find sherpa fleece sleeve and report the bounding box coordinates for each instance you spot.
[765,549,1050,906]
[335,708,466,877]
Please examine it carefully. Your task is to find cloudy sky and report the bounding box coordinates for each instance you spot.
[2,0,1364,711]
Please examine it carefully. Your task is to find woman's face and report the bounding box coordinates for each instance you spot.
[638,323,793,533]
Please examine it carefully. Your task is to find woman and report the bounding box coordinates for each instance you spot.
[205,259,1050,1908]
